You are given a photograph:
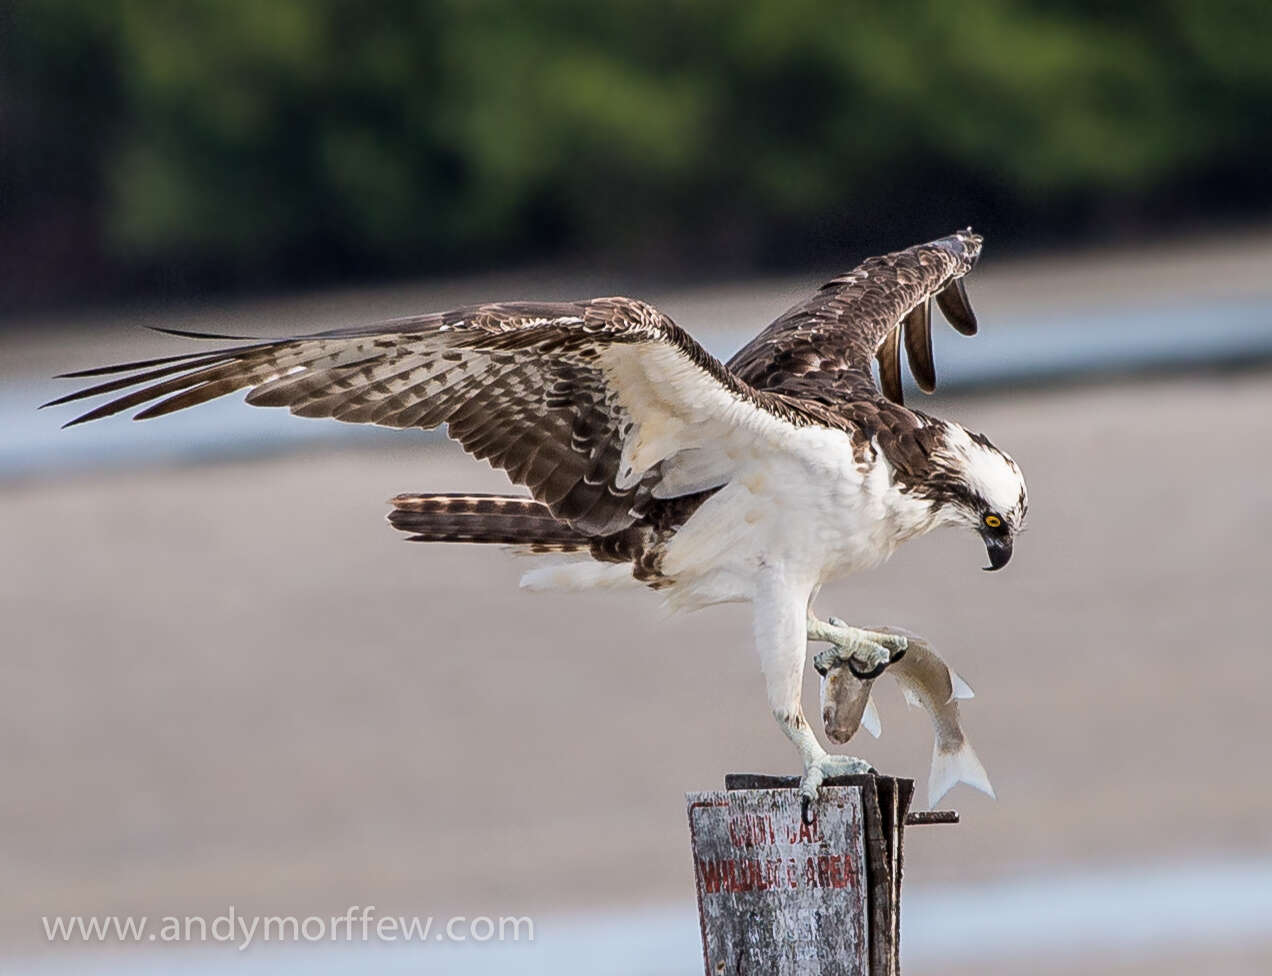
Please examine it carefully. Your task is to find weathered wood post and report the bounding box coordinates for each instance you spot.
[687,773,955,975]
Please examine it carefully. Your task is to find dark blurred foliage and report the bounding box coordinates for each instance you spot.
[4,0,1271,311]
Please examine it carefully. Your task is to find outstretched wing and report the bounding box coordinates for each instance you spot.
[727,229,983,406]
[45,299,800,536]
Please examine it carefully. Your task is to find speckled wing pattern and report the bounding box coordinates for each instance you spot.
[47,229,986,547]
[727,229,983,406]
[46,299,793,536]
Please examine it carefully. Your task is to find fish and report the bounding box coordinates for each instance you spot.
[819,659,882,744]
[817,625,994,808]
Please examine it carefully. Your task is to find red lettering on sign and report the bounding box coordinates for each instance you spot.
[697,857,798,894]
[786,816,823,844]
[727,813,776,848]
[800,854,858,890]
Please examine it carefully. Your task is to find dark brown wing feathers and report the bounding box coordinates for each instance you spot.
[44,299,751,538]
[902,298,937,394]
[935,277,978,336]
[875,324,905,406]
[728,228,982,405]
[48,230,987,559]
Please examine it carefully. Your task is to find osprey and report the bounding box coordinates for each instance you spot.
[48,229,1026,813]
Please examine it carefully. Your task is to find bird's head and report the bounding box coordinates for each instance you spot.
[924,423,1027,571]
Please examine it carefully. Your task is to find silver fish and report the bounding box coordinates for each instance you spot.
[817,625,994,808]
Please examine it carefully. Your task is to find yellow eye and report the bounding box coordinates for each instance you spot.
[984,514,1003,529]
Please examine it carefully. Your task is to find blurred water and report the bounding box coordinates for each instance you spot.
[6,297,1271,482]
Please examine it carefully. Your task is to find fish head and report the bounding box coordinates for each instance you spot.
[819,666,876,744]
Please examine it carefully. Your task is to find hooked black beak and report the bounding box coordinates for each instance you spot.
[982,534,1013,571]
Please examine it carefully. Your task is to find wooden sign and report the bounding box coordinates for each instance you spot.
[688,783,870,975]
[688,775,929,976]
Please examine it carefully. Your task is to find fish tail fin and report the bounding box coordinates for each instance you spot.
[928,736,995,807]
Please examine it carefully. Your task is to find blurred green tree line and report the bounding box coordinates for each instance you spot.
[4,0,1271,309]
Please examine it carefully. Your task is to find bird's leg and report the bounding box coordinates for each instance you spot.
[807,614,908,680]
[755,574,873,824]
[775,705,874,824]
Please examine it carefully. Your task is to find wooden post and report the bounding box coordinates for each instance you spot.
[687,774,952,976]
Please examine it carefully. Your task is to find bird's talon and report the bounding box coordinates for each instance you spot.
[810,622,906,679]
[847,656,888,680]
[799,753,872,810]
[881,634,909,656]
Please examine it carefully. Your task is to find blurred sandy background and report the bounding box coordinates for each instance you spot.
[5,4,1272,972]
[5,237,1272,973]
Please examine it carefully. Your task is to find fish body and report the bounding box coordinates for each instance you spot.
[818,625,994,807]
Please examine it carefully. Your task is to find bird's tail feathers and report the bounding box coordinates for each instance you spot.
[388,494,589,551]
[928,735,995,807]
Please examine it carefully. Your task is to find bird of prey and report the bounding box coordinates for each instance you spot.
[47,229,1026,813]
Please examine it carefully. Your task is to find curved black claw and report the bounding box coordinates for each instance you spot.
[801,795,815,825]
[845,644,906,680]
[847,657,888,680]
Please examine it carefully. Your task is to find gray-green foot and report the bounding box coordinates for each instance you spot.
[809,616,908,680]
[799,752,875,823]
